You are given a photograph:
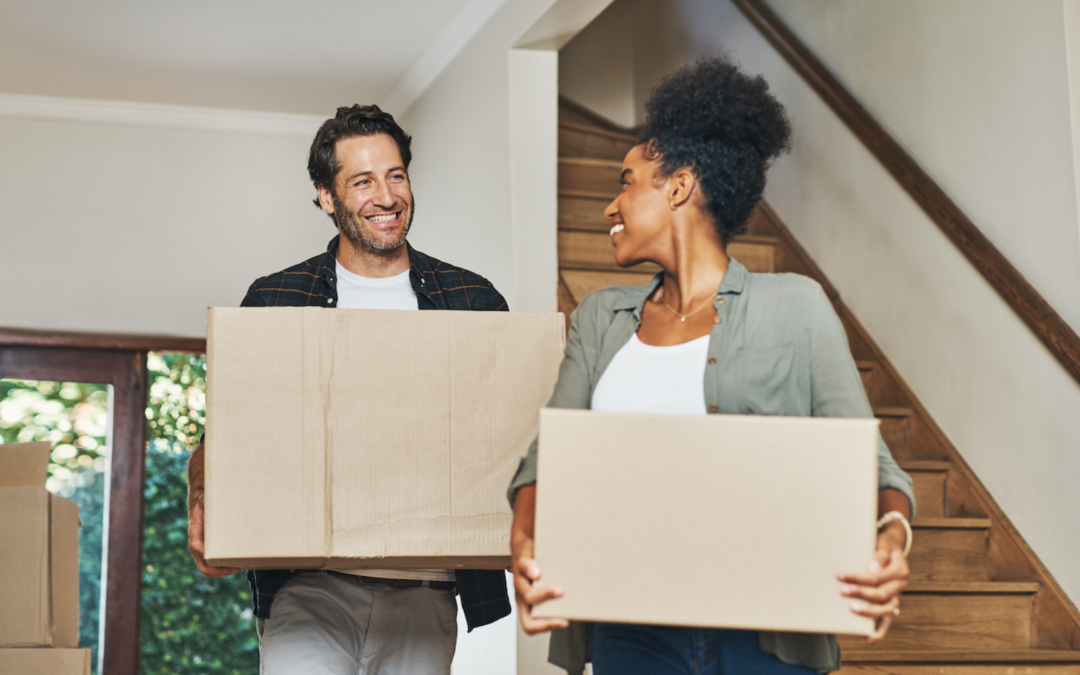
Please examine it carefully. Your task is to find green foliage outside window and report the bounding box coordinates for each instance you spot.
[1,351,258,674]
[141,352,258,674]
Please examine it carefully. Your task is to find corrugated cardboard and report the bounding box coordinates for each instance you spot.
[532,410,879,636]
[205,308,565,570]
[0,443,80,648]
[0,648,92,675]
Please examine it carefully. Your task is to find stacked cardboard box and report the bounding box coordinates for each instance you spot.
[0,442,90,674]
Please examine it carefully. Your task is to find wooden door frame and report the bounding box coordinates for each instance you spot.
[0,328,205,675]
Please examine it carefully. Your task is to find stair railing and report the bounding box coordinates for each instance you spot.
[731,0,1080,387]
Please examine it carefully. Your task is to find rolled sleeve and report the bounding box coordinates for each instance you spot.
[806,285,916,516]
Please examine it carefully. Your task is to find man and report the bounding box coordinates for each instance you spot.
[186,104,511,674]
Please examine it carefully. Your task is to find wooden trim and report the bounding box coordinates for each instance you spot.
[761,203,1080,647]
[731,0,1080,387]
[0,326,205,353]
[101,351,149,675]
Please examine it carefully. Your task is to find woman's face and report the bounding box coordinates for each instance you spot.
[603,144,673,268]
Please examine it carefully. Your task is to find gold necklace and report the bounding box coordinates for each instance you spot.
[657,291,715,323]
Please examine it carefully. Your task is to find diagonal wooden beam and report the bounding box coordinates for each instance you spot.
[730,0,1080,387]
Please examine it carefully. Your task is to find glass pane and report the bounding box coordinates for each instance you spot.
[0,379,109,673]
[140,352,258,674]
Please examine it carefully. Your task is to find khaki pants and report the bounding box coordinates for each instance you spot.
[257,573,458,675]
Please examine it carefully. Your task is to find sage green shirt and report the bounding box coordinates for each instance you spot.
[507,259,915,674]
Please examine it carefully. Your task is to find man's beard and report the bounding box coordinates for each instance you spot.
[332,193,414,253]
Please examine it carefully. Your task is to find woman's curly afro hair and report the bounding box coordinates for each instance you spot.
[640,57,791,242]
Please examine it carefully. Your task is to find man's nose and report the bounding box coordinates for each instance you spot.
[372,180,395,208]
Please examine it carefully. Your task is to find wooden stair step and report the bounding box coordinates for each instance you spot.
[905,581,1039,594]
[915,518,991,529]
[560,269,655,305]
[899,460,953,472]
[898,460,950,519]
[837,591,1034,650]
[908,520,990,582]
[842,650,1080,664]
[559,157,623,194]
[559,121,637,161]
[559,193,613,231]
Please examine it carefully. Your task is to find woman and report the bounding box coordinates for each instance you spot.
[507,58,915,674]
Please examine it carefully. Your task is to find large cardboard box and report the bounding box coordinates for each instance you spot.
[0,443,80,647]
[0,648,92,675]
[532,410,879,636]
[205,308,564,569]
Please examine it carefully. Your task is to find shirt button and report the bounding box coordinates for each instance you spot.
[713,316,721,324]
[717,297,724,304]
[708,357,717,365]
[708,403,719,413]
[327,297,335,304]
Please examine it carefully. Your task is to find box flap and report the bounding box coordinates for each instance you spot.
[0,442,52,487]
[0,648,92,675]
[533,410,879,636]
[51,494,81,647]
[0,488,51,646]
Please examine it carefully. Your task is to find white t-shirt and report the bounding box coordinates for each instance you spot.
[332,261,455,582]
[591,333,710,415]
[334,262,418,310]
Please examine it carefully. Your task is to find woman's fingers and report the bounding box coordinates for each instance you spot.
[511,554,568,634]
[524,584,564,607]
[850,595,899,620]
[839,549,909,586]
[867,613,895,642]
[841,578,908,604]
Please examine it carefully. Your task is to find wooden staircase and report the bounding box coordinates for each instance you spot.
[555,99,1080,674]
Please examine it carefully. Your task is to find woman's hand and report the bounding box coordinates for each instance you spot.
[511,486,570,635]
[838,519,910,641]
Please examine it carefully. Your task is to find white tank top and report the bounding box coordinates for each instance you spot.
[591,333,710,415]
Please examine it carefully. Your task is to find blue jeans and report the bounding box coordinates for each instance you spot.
[592,624,817,675]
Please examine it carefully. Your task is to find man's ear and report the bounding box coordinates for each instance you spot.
[668,169,697,210]
[317,185,336,215]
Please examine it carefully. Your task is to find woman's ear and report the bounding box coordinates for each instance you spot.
[668,169,697,210]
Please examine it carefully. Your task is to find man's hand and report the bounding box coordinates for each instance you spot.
[188,498,241,578]
[838,520,909,641]
[511,485,569,635]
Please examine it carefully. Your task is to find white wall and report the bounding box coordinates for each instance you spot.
[558,1,637,128]
[0,112,332,336]
[559,0,1080,607]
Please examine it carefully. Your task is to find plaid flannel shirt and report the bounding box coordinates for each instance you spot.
[241,235,511,631]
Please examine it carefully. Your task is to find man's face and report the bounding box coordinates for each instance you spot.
[319,133,414,253]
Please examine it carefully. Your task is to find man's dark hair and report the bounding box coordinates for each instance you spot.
[307,104,413,207]
[640,57,791,243]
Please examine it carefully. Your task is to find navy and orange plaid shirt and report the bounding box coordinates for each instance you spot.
[242,235,511,631]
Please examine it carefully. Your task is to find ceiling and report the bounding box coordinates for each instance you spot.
[0,0,481,116]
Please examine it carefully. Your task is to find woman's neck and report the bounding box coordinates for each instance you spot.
[657,221,730,312]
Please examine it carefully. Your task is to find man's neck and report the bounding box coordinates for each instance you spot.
[336,235,411,278]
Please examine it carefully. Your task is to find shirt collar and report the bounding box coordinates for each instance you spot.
[612,257,750,316]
